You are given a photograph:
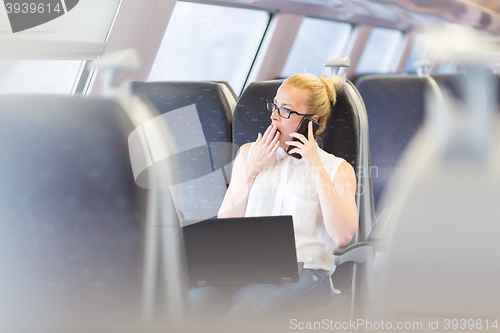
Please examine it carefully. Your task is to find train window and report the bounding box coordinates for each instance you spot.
[404,34,433,73]
[0,60,84,95]
[356,27,403,74]
[148,2,270,94]
[281,18,352,78]
[0,0,121,95]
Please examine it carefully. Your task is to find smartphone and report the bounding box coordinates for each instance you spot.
[286,117,319,159]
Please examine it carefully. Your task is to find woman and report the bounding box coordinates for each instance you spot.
[189,73,358,323]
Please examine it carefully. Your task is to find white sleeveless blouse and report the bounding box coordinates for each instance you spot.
[245,144,346,277]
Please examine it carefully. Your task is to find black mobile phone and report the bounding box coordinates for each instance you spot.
[286,117,319,159]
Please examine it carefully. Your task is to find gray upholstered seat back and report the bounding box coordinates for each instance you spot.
[232,80,283,153]
[132,81,235,220]
[322,84,360,172]
[356,75,428,208]
[0,96,146,327]
[433,73,500,110]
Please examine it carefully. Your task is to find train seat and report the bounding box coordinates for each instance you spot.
[232,78,376,320]
[432,73,467,99]
[343,74,447,316]
[213,80,239,107]
[355,75,430,210]
[357,72,500,215]
[232,80,283,152]
[0,95,151,329]
[372,72,500,321]
[132,81,236,220]
[433,73,500,110]
[232,79,362,174]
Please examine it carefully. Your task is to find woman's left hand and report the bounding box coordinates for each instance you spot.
[285,120,322,169]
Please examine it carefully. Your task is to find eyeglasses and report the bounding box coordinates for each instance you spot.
[266,100,315,119]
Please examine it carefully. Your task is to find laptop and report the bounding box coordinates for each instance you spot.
[181,216,304,286]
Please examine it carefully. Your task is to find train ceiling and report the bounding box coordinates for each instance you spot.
[229,0,500,34]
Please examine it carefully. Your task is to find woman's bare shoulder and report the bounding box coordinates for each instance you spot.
[335,161,356,183]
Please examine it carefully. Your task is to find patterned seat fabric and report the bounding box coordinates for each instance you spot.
[232,80,283,153]
[356,75,428,208]
[322,85,360,171]
[132,81,234,220]
[0,96,146,327]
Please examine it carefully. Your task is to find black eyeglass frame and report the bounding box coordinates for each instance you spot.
[266,100,315,119]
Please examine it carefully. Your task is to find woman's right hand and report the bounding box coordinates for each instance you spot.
[246,124,280,176]
[218,124,279,218]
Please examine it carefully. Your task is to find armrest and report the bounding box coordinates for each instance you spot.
[334,242,376,301]
[368,202,396,250]
[333,242,373,265]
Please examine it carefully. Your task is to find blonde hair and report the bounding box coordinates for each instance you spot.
[283,73,342,136]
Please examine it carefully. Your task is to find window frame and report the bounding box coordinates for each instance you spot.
[0,0,123,96]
